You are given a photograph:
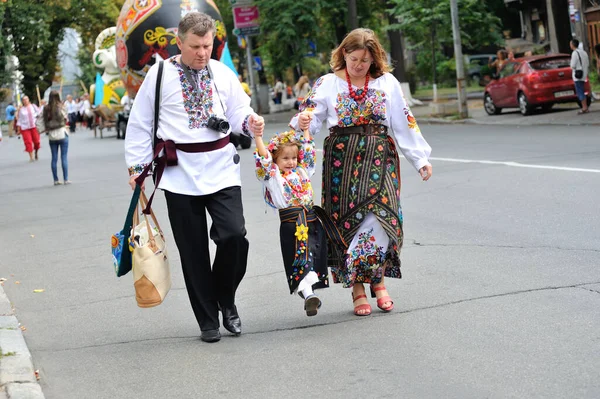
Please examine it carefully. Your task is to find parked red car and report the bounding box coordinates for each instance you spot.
[483,54,592,116]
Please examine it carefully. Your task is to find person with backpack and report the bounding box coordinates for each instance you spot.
[5,102,16,138]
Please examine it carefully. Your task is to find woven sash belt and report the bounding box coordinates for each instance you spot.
[329,124,388,136]
[279,205,348,268]
[135,136,230,214]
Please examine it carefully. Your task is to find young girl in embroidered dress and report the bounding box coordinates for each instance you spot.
[254,127,329,316]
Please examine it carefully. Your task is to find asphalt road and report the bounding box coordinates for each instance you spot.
[0,122,599,399]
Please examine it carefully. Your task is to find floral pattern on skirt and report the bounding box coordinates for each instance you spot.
[323,129,403,287]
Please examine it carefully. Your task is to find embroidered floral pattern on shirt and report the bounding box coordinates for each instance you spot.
[170,58,214,129]
[128,163,149,176]
[241,114,250,136]
[253,139,316,208]
[335,89,387,127]
[405,107,421,133]
[299,76,325,113]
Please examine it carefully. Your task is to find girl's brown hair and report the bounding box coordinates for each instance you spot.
[272,142,300,163]
[330,28,391,78]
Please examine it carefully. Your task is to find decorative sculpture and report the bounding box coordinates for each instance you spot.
[91,27,127,105]
[115,0,231,98]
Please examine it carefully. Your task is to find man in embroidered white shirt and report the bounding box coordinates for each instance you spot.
[15,96,41,162]
[125,12,265,343]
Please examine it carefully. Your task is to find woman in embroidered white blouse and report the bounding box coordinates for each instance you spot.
[291,28,433,316]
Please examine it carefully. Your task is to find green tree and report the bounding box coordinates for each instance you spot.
[388,0,502,84]
[253,0,323,81]
[3,0,123,99]
[0,0,15,87]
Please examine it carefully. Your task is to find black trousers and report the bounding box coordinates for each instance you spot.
[280,220,328,294]
[68,113,77,132]
[165,186,249,332]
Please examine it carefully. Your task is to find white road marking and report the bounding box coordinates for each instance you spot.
[429,157,600,173]
[314,149,600,173]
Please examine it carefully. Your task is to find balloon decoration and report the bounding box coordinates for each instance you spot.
[115,0,232,98]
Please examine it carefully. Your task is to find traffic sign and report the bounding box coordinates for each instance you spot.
[253,56,262,71]
[233,6,259,29]
[233,26,260,36]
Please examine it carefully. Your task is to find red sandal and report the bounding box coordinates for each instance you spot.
[370,285,394,312]
[352,293,372,316]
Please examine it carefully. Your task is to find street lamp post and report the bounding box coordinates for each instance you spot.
[450,0,468,118]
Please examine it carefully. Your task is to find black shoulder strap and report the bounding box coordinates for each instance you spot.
[576,50,583,68]
[153,60,164,151]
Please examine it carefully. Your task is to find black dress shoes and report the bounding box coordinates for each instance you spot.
[200,329,221,343]
[221,305,242,336]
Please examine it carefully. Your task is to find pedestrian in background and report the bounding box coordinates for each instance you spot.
[5,102,16,138]
[15,95,41,162]
[253,128,329,317]
[294,75,310,109]
[570,39,590,114]
[125,11,265,343]
[81,94,93,128]
[273,77,284,104]
[65,95,78,133]
[38,91,70,185]
[291,28,432,316]
[488,50,508,76]
[239,74,251,98]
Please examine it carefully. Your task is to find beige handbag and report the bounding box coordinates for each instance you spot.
[131,191,171,308]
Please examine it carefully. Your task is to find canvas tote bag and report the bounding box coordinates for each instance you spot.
[131,191,171,308]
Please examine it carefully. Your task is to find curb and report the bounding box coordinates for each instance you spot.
[418,117,600,127]
[0,286,44,399]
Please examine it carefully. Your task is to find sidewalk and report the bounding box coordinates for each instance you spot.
[263,98,600,127]
[0,285,44,399]
[412,98,600,126]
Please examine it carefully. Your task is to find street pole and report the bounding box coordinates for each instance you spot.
[245,35,260,113]
[450,0,468,118]
[348,0,358,30]
[431,22,437,103]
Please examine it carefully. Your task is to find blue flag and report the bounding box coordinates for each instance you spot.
[94,73,104,106]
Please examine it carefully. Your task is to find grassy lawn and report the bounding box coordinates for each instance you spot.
[414,84,482,99]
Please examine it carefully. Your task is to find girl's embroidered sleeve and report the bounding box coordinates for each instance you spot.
[289,75,329,136]
[253,148,276,182]
[298,138,316,176]
[388,74,432,172]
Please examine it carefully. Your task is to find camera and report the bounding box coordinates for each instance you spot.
[207,116,230,133]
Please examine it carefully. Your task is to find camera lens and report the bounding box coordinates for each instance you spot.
[219,120,230,132]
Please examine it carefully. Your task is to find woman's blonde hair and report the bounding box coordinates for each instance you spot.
[295,75,309,91]
[330,28,391,78]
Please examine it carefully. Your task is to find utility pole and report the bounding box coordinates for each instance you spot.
[245,35,259,113]
[348,0,358,30]
[431,22,437,103]
[450,0,468,118]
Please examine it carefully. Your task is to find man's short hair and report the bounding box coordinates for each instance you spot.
[178,12,216,40]
[571,39,580,48]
